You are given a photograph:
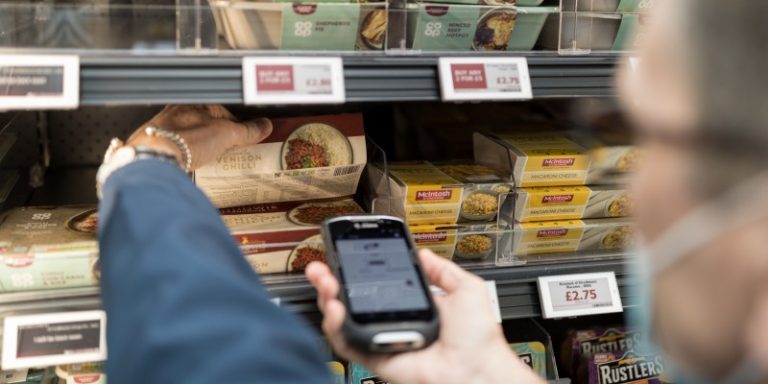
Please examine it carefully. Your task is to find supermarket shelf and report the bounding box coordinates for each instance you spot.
[0,255,635,323]
[79,53,620,105]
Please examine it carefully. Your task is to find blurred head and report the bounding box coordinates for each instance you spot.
[618,0,768,379]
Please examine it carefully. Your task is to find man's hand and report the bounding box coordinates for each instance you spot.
[306,249,543,384]
[127,105,272,170]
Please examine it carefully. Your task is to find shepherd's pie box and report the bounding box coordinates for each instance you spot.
[222,198,363,274]
[196,114,367,208]
[0,206,99,292]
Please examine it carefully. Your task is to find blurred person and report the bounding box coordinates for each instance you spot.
[99,2,768,384]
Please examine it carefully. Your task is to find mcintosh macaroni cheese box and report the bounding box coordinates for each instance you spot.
[474,132,592,187]
[387,162,464,225]
[195,114,367,208]
[0,206,99,292]
[514,186,631,222]
[505,218,634,259]
[410,223,509,262]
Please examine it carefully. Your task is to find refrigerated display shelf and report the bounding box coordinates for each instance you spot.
[0,255,635,326]
[79,54,620,105]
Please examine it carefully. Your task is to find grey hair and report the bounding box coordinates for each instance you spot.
[682,0,768,198]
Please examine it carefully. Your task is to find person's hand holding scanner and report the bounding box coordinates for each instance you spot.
[307,249,544,384]
[126,105,273,171]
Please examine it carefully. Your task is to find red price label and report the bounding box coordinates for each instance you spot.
[439,58,532,101]
[242,57,345,105]
[565,289,598,302]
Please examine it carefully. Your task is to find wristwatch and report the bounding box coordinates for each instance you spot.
[95,143,183,200]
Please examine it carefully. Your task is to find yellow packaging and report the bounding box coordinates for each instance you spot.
[410,224,459,259]
[473,132,591,187]
[388,162,463,225]
[410,223,509,262]
[514,186,631,222]
[512,218,633,256]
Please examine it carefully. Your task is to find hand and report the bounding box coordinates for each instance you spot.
[306,249,543,384]
[126,105,273,170]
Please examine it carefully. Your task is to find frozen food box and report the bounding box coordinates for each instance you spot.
[0,206,99,292]
[329,361,346,384]
[509,218,634,257]
[432,161,514,223]
[510,341,547,378]
[410,223,510,261]
[349,363,389,384]
[560,327,641,377]
[514,186,631,222]
[387,162,464,225]
[405,5,557,51]
[196,113,367,208]
[569,130,640,184]
[221,198,363,274]
[588,350,670,384]
[211,1,387,51]
[474,131,592,187]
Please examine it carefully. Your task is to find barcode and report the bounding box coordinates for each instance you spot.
[592,302,612,308]
[334,165,361,177]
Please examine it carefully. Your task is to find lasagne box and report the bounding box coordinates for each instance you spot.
[196,113,367,208]
[474,132,592,187]
[0,206,99,292]
[514,186,631,222]
[507,218,634,258]
[510,341,547,378]
[387,161,513,226]
[221,198,363,274]
[588,351,670,384]
[410,223,510,262]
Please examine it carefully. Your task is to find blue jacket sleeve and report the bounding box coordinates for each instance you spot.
[98,159,332,384]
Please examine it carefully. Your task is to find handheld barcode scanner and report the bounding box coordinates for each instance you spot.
[321,215,440,353]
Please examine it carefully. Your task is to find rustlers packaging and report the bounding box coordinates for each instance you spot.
[410,223,510,262]
[563,327,641,378]
[474,131,591,187]
[514,186,631,222]
[221,198,363,274]
[588,350,670,384]
[510,341,547,378]
[196,114,367,208]
[0,206,99,292]
[508,218,634,258]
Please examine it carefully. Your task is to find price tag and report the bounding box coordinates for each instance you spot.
[432,281,502,323]
[0,55,79,111]
[242,57,345,105]
[438,57,532,101]
[2,311,106,370]
[537,272,623,319]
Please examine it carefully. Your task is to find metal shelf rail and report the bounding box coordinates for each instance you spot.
[80,54,620,105]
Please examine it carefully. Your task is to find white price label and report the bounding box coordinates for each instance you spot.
[431,281,501,323]
[0,55,79,111]
[2,311,106,370]
[537,272,623,319]
[242,57,345,105]
[438,57,532,101]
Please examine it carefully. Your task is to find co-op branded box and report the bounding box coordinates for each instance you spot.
[0,206,99,292]
[196,113,367,208]
[222,198,363,274]
[211,1,387,51]
[513,185,631,222]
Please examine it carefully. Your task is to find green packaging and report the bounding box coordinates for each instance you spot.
[0,206,99,292]
[407,5,557,51]
[281,3,361,50]
[510,341,547,378]
[349,363,389,384]
[616,0,654,13]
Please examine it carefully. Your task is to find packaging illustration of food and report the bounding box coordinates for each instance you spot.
[0,206,100,292]
[510,341,547,378]
[196,114,367,208]
[221,198,363,274]
[410,223,507,261]
[588,351,671,384]
[514,186,631,222]
[561,327,641,378]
